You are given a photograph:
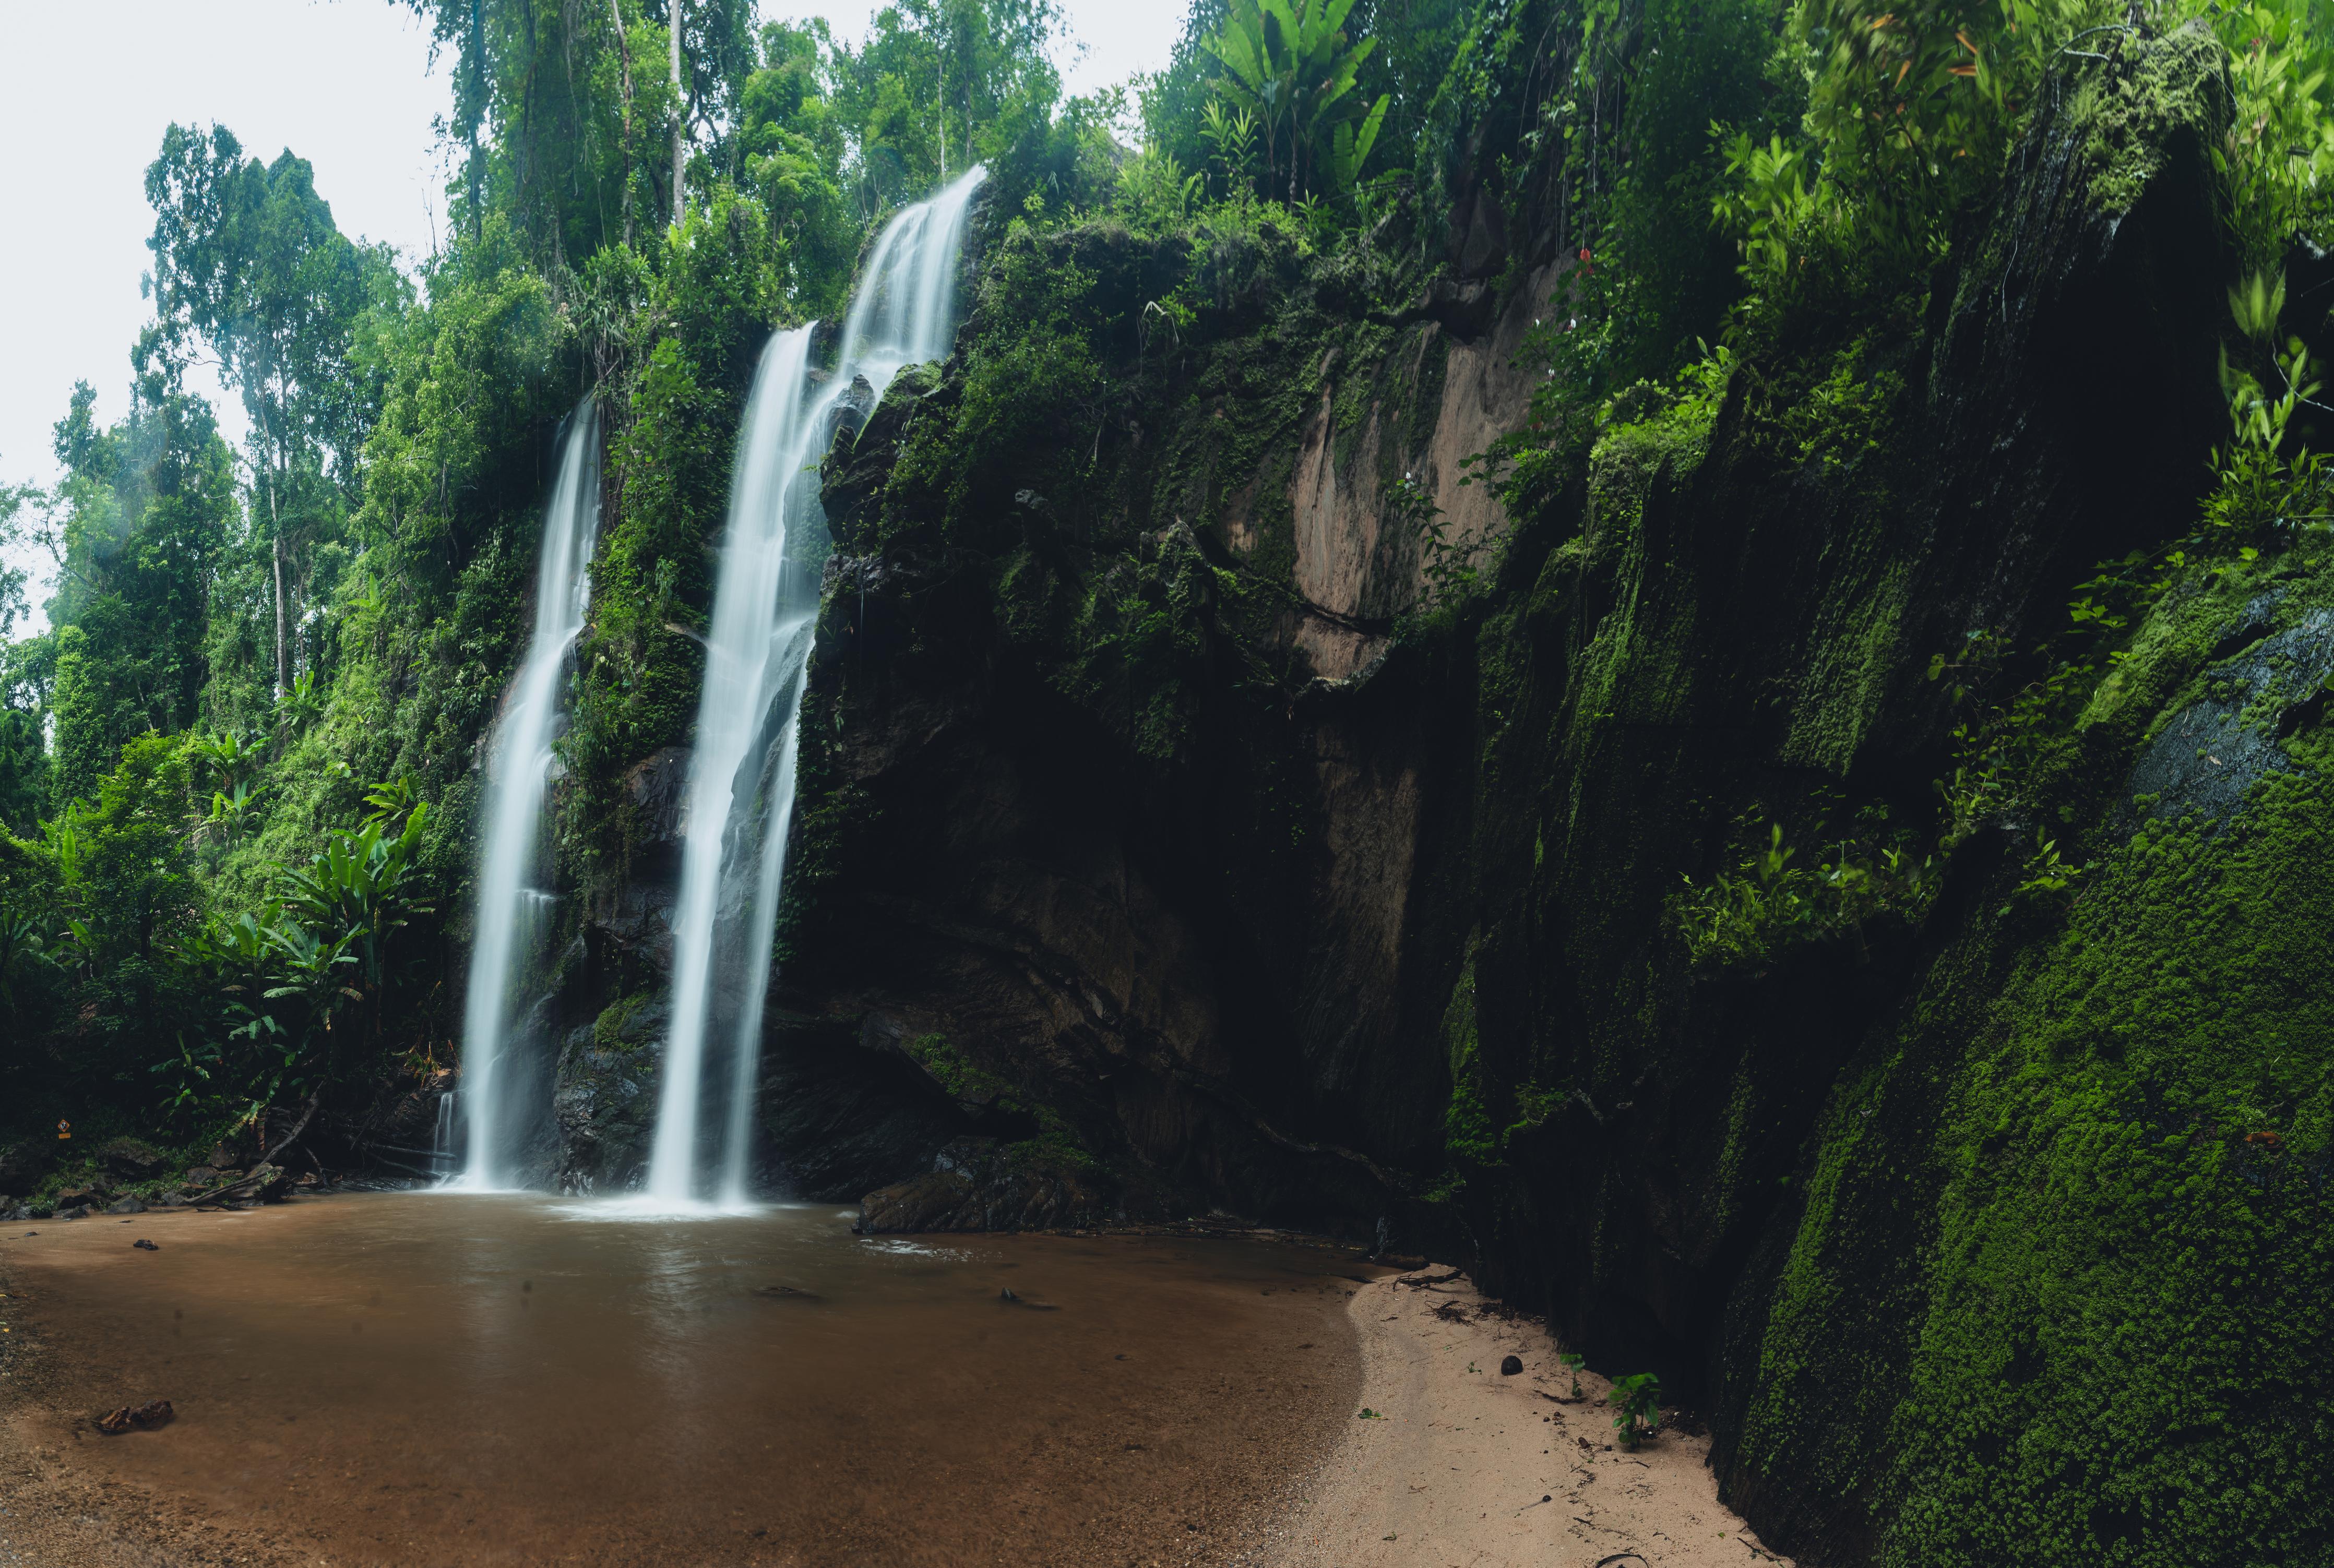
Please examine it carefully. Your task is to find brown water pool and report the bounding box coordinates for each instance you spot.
[0,1192,1370,1566]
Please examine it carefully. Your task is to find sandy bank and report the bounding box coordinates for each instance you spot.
[1256,1270,1794,1568]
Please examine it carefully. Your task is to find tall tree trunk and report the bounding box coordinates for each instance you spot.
[611,0,637,245]
[669,0,685,229]
[272,531,287,700]
[470,0,486,242]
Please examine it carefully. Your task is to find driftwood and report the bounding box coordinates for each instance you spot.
[94,1399,173,1434]
[183,1088,325,1207]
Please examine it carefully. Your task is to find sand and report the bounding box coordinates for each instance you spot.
[1253,1270,1795,1568]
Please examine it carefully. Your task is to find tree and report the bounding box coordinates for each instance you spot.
[34,379,239,808]
[140,124,401,701]
[394,0,760,259]
[737,20,856,313]
[828,0,1065,215]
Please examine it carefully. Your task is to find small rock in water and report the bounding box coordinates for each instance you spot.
[755,1285,820,1301]
[1000,1287,1020,1303]
[133,1238,159,1251]
[1500,1355,1523,1376]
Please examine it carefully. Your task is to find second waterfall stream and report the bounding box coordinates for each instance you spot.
[644,165,988,1207]
[455,397,601,1190]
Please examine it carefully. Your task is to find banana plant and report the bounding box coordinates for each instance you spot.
[360,774,418,830]
[204,780,265,844]
[271,802,432,995]
[1202,0,1390,202]
[188,728,263,792]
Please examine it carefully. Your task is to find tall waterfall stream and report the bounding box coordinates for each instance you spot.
[452,399,600,1191]
[644,166,989,1207]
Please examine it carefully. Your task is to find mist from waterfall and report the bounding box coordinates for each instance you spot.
[644,166,987,1207]
[452,398,601,1190]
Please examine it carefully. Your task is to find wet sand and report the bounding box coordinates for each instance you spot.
[0,1192,1366,1567]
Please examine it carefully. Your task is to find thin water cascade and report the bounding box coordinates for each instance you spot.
[646,166,987,1206]
[454,399,602,1190]
[432,1092,459,1179]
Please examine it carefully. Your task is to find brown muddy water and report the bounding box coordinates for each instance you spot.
[0,1192,1370,1566]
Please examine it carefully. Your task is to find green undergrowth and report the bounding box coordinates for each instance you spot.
[903,1033,1101,1174]
[1672,808,1937,974]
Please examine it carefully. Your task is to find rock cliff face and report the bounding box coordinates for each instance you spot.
[550,31,2329,1567]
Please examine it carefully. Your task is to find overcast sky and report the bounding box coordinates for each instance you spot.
[0,0,1185,635]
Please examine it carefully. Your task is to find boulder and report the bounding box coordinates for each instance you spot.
[94,1137,166,1179]
[182,1166,220,1188]
[105,1196,147,1215]
[855,1138,1113,1234]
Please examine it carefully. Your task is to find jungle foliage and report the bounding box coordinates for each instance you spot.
[0,0,1546,1185]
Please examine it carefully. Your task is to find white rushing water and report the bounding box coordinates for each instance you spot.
[645,166,987,1207]
[454,399,601,1190]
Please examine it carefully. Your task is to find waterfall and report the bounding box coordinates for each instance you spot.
[453,398,601,1190]
[645,166,987,1207]
[432,1091,459,1178]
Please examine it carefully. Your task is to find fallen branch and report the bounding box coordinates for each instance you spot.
[1397,1268,1466,1288]
[182,1088,325,1207]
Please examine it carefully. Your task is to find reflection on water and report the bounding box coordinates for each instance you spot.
[7,1192,1366,1566]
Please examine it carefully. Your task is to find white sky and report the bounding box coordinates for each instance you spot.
[0,0,1185,636]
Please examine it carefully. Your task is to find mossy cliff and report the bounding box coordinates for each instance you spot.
[742,31,2331,1568]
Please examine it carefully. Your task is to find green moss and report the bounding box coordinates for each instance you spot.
[1440,943,1495,1166]
[1586,393,1717,540]
[903,1032,1013,1104]
[591,994,661,1052]
[1879,751,2334,1567]
[904,1033,1101,1174]
[2076,23,2228,217]
[1729,532,2334,1565]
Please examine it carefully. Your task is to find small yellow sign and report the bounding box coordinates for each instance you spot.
[56,1119,70,1141]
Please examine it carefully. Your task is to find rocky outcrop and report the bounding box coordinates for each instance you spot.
[855,1136,1113,1232]
[551,994,665,1192]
